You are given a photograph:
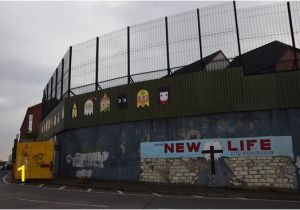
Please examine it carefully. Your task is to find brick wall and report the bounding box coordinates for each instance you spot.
[140,156,297,190]
[140,158,199,184]
[20,103,42,139]
[226,156,297,189]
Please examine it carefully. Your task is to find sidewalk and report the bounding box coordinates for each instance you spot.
[17,176,300,201]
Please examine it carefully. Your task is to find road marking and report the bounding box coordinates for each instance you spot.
[2,173,10,184]
[117,190,124,194]
[3,173,300,204]
[18,198,108,208]
[87,188,92,192]
[38,184,44,187]
[59,186,66,190]
[192,195,204,198]
[152,193,162,197]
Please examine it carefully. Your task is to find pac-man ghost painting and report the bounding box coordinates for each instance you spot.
[117,93,128,110]
[72,103,77,118]
[158,87,170,105]
[84,97,96,116]
[100,93,110,113]
[137,89,149,108]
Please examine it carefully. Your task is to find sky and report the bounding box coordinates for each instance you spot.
[0,0,275,161]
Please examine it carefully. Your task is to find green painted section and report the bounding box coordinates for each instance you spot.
[39,101,65,139]
[39,68,300,140]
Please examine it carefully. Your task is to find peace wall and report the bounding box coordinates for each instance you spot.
[39,68,300,191]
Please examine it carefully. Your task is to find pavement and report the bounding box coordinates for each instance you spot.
[10,172,300,202]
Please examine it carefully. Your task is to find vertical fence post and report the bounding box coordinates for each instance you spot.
[197,8,203,60]
[287,2,298,70]
[127,26,131,84]
[50,77,53,99]
[68,46,72,97]
[43,89,46,102]
[95,37,99,90]
[46,84,49,100]
[55,68,58,99]
[61,59,64,100]
[233,1,242,66]
[165,16,171,75]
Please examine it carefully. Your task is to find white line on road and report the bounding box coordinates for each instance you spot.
[18,198,108,208]
[38,184,44,187]
[2,173,10,184]
[152,193,162,197]
[117,190,124,194]
[87,188,92,192]
[3,172,300,204]
[192,195,205,198]
[59,186,66,190]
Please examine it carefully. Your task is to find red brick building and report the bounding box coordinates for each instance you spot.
[20,103,42,139]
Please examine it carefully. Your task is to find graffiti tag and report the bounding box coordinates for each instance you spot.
[66,151,109,168]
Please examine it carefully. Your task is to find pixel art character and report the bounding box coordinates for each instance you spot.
[72,103,77,118]
[100,93,110,113]
[84,97,96,116]
[137,89,150,108]
[117,94,128,110]
[158,87,170,105]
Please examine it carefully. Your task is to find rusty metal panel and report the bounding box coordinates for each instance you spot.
[15,141,54,180]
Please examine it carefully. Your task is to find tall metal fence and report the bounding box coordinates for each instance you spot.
[42,1,300,103]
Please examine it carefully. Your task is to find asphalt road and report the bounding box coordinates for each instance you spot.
[1,170,300,209]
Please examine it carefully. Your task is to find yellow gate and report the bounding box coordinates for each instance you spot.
[15,141,54,180]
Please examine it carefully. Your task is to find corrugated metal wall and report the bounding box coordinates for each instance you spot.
[40,68,300,140]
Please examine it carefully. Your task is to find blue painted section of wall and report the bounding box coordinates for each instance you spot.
[58,108,300,189]
[140,136,293,159]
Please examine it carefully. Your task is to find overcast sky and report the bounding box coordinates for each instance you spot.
[0,1,275,161]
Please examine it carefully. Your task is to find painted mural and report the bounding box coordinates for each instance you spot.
[15,141,54,180]
[140,136,294,159]
[58,109,300,190]
[100,93,110,113]
[158,87,169,105]
[137,89,149,108]
[72,103,77,118]
[117,93,128,110]
[84,97,96,116]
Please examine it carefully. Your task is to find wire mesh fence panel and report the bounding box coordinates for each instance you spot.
[131,69,169,83]
[41,1,300,104]
[43,87,47,100]
[71,84,96,96]
[130,17,167,78]
[291,1,300,49]
[168,9,200,69]
[51,72,56,98]
[98,76,128,90]
[199,2,238,61]
[238,2,292,54]
[98,28,127,87]
[71,38,96,93]
[56,60,63,100]
[47,80,51,100]
[62,49,70,97]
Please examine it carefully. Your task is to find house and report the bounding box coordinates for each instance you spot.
[20,103,42,140]
[172,50,230,76]
[228,40,300,75]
